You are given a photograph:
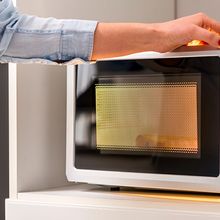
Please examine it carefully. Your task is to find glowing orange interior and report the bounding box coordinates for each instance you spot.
[187,29,220,46]
[187,40,207,47]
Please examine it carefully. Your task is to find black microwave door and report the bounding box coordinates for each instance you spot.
[74,57,220,177]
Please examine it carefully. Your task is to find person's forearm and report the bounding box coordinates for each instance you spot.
[92,14,220,61]
[91,23,163,60]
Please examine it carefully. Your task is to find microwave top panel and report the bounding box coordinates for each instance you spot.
[97,46,220,62]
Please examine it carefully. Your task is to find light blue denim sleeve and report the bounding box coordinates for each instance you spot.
[0,0,98,63]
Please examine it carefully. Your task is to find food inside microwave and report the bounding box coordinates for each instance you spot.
[136,135,197,153]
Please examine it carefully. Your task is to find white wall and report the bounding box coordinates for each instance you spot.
[176,0,220,20]
[16,0,175,192]
[18,0,175,22]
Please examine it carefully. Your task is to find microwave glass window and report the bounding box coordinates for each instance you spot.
[96,82,199,157]
[75,58,219,177]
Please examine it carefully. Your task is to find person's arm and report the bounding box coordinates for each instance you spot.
[0,0,97,62]
[1,0,220,62]
[91,13,220,60]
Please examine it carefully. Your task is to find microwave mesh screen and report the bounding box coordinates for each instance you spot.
[95,82,198,154]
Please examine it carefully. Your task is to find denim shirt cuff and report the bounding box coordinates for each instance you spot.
[61,20,98,62]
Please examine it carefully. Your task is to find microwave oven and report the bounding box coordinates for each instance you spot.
[66,48,220,193]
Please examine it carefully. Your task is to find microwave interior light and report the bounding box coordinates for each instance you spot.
[96,82,198,155]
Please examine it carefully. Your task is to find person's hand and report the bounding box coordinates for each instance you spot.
[91,13,220,60]
[154,13,220,52]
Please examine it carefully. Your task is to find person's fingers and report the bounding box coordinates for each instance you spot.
[192,25,220,47]
[196,13,220,34]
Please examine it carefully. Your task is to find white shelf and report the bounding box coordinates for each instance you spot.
[15,184,220,210]
[6,184,220,220]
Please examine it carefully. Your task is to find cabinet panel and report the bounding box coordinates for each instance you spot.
[17,64,68,192]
